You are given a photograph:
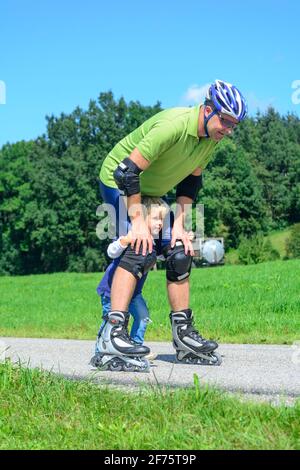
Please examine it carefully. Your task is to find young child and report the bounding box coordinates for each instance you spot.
[94,196,168,361]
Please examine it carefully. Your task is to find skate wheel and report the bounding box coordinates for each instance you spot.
[90,353,104,368]
[210,351,222,366]
[108,359,123,371]
[197,351,222,366]
[176,351,222,366]
[140,359,150,373]
[176,351,187,362]
[122,363,136,372]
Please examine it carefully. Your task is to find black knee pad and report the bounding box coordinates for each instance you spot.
[163,241,192,282]
[118,245,157,280]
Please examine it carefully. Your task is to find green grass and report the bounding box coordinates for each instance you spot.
[0,259,300,344]
[0,361,299,450]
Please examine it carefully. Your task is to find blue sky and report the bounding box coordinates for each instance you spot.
[0,0,299,147]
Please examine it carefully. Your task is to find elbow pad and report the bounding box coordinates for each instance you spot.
[176,174,203,201]
[113,157,142,196]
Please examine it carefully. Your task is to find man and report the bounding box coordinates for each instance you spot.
[94,80,247,372]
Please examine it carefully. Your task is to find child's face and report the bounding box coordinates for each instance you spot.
[147,207,164,236]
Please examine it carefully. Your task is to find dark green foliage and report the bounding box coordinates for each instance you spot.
[286,223,300,259]
[199,107,300,252]
[238,235,280,265]
[199,138,269,248]
[262,238,281,261]
[67,247,107,273]
[0,92,162,274]
[0,95,300,274]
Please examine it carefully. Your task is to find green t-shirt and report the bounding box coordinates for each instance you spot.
[99,104,216,197]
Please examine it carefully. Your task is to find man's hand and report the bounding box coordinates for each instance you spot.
[171,224,195,256]
[131,218,153,256]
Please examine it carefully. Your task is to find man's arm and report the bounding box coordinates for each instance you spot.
[126,148,150,218]
[127,149,152,255]
[113,148,153,255]
[172,196,194,256]
[172,167,203,255]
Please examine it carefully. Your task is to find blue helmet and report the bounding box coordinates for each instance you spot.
[206,79,248,122]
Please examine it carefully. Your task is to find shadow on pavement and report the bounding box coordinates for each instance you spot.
[155,354,176,363]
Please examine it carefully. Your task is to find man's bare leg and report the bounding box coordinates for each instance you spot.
[91,266,150,372]
[167,278,189,311]
[111,266,137,311]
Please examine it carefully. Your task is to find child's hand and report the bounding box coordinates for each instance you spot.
[126,230,134,245]
[120,230,133,247]
[187,231,195,241]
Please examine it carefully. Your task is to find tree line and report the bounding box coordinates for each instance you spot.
[0,92,300,275]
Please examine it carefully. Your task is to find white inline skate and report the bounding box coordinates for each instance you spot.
[170,309,222,366]
[90,310,151,372]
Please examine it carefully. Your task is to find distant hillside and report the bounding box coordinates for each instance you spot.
[225,226,294,264]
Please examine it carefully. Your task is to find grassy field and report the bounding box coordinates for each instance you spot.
[0,361,299,450]
[0,259,299,344]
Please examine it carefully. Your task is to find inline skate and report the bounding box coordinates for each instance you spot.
[90,310,151,372]
[170,309,222,365]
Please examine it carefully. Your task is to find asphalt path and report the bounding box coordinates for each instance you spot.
[1,337,300,405]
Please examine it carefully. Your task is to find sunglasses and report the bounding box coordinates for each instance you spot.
[217,113,238,129]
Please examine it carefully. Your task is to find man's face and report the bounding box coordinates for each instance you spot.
[205,106,239,142]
